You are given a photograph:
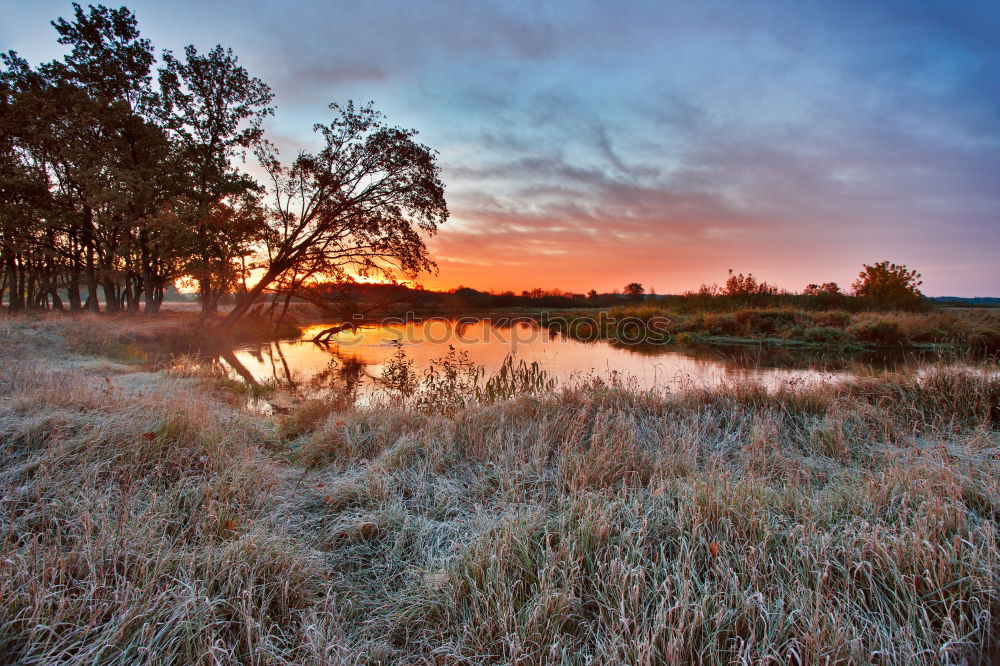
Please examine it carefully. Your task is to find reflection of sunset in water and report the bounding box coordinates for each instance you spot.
[224,319,955,400]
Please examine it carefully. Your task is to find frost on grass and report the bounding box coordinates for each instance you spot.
[0,316,998,664]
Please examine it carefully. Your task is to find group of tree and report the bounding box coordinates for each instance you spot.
[723,270,778,298]
[213,260,926,317]
[623,282,645,300]
[436,263,926,313]
[1,4,447,329]
[802,262,923,309]
[675,262,925,311]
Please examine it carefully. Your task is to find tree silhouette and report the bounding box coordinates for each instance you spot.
[624,282,644,300]
[219,102,448,329]
[852,261,923,308]
[803,282,840,296]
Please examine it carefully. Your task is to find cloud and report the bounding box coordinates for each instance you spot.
[5,0,999,294]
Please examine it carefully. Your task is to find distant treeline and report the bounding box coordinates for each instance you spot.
[381,263,936,314]
[297,268,936,317]
[933,297,1000,308]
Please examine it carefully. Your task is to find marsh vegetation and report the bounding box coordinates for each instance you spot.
[546,305,1000,352]
[1,315,997,664]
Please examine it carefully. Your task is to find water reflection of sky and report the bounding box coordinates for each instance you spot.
[222,319,962,404]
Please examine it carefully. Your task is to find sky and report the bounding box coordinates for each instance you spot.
[3,0,998,296]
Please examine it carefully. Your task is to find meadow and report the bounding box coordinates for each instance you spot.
[0,314,997,664]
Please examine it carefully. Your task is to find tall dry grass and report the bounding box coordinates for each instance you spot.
[0,315,998,663]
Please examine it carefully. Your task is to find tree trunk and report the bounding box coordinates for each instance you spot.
[127,276,142,314]
[103,277,120,314]
[4,251,20,312]
[67,271,82,311]
[219,265,283,329]
[25,268,36,312]
[143,267,156,314]
[85,245,100,313]
[199,277,218,314]
[68,234,82,312]
[151,277,164,313]
[15,258,26,311]
[49,284,64,311]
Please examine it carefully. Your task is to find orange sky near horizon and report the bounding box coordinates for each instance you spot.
[421,224,896,296]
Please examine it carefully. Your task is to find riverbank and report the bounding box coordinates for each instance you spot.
[540,305,1000,353]
[1,315,998,663]
[0,309,306,367]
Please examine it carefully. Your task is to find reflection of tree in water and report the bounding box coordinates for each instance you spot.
[216,336,376,407]
[216,349,258,385]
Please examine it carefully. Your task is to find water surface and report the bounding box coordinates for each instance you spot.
[218,318,958,406]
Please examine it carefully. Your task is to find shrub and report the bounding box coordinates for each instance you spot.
[803,282,841,296]
[848,317,908,346]
[734,308,801,335]
[723,269,777,297]
[812,311,852,328]
[853,261,925,310]
[700,312,741,336]
[802,326,860,348]
[968,328,1000,355]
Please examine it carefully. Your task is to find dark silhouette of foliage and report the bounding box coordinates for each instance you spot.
[804,282,841,296]
[218,102,448,329]
[0,5,446,326]
[157,43,274,313]
[623,282,645,300]
[723,270,777,298]
[853,261,924,310]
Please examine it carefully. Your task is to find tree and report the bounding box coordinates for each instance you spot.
[0,6,451,324]
[49,3,155,107]
[44,2,172,314]
[803,282,840,296]
[173,193,265,312]
[624,282,644,300]
[2,3,170,314]
[723,270,775,297]
[218,101,448,329]
[157,43,274,313]
[587,289,599,300]
[0,58,55,312]
[0,3,273,316]
[852,261,923,309]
